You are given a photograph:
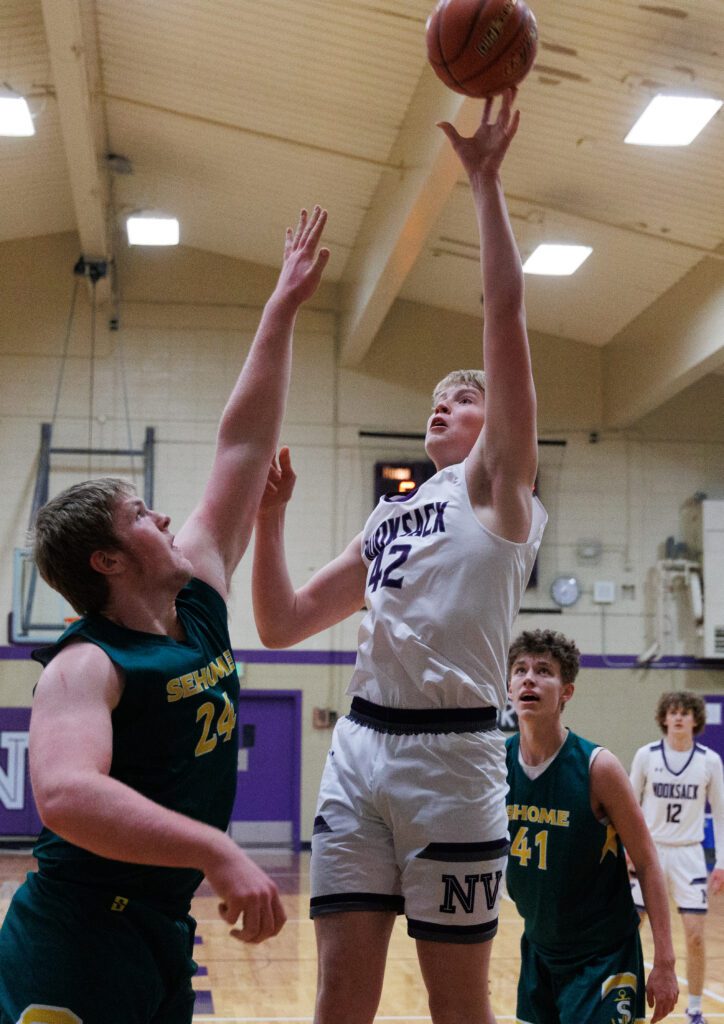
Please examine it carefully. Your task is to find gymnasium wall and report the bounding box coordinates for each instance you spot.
[1,231,724,841]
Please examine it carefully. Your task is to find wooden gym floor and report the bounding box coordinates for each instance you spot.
[1,848,723,1022]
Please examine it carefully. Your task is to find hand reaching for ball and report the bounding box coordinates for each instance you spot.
[438,88,520,181]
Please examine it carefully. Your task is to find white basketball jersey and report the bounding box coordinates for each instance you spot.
[630,739,724,868]
[347,460,547,710]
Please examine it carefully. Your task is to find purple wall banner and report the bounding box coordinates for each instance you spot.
[0,707,42,837]
[1,693,302,846]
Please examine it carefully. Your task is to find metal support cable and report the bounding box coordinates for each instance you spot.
[116,327,136,475]
[50,276,81,427]
[88,278,97,475]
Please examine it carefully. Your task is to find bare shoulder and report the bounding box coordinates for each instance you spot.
[35,641,124,710]
[590,747,626,785]
[31,643,122,800]
[590,748,637,818]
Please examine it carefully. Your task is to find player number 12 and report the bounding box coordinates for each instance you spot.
[665,802,682,823]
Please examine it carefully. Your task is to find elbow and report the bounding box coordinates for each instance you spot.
[630,849,659,884]
[485,291,525,321]
[256,621,297,650]
[255,595,309,649]
[32,772,94,838]
[258,632,287,650]
[34,781,75,835]
[38,806,67,836]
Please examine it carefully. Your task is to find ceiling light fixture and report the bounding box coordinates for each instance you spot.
[625,94,722,146]
[0,90,35,136]
[523,244,592,276]
[126,214,179,246]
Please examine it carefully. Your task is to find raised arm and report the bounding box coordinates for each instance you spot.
[176,207,330,598]
[439,91,537,541]
[591,750,678,1023]
[30,644,286,943]
[252,446,367,648]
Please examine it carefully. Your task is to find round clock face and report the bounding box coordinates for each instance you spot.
[550,575,581,607]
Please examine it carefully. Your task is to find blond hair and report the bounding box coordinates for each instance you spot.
[432,369,486,408]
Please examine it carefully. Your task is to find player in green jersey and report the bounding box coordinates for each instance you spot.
[505,629,678,1024]
[0,206,329,1024]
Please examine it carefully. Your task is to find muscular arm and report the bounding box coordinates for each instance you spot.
[439,92,537,542]
[30,643,285,942]
[591,750,678,1023]
[176,208,330,598]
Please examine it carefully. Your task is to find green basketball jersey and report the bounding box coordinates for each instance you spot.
[31,577,239,915]
[505,730,639,959]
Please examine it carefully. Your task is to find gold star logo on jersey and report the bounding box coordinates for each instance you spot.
[600,823,619,862]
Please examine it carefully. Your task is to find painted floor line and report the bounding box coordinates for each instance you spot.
[190,1017,722,1023]
[193,917,312,924]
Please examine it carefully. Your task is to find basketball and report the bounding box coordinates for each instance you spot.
[426,0,538,98]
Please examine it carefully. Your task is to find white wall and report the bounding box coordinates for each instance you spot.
[2,232,724,841]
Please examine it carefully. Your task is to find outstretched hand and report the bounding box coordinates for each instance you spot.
[274,205,330,307]
[257,446,297,519]
[438,88,520,180]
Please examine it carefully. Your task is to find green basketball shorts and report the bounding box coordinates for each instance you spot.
[0,873,197,1024]
[515,928,646,1024]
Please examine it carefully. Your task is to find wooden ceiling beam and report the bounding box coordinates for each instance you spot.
[41,0,111,305]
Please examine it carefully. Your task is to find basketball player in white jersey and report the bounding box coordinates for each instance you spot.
[630,691,724,1024]
[252,90,545,1024]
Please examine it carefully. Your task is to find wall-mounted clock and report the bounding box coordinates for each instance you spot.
[550,575,581,608]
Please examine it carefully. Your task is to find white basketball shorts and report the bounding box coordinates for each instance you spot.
[630,841,708,913]
[310,697,509,943]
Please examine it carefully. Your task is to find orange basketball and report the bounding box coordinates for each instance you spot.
[426,0,538,98]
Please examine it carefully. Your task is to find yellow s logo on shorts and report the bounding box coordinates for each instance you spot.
[17,1006,82,1024]
[613,991,633,1024]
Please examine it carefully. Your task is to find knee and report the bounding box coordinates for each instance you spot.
[317,956,350,998]
[685,926,705,954]
[427,990,490,1024]
[315,960,379,1024]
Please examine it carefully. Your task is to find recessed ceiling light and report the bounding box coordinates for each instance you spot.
[0,95,35,136]
[126,215,179,246]
[523,244,592,276]
[625,95,722,146]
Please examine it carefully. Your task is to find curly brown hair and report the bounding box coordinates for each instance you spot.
[508,629,581,685]
[655,691,707,736]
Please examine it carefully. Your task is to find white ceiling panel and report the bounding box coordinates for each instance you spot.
[0,0,722,424]
[106,98,379,272]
